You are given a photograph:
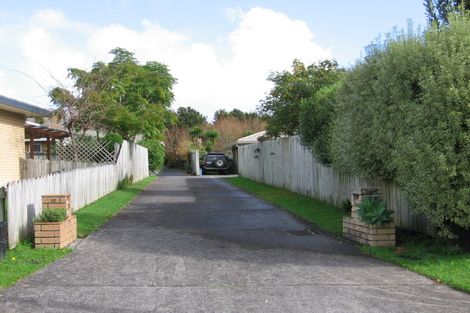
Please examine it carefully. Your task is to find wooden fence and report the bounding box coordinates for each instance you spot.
[20,159,99,179]
[237,136,434,235]
[6,141,149,248]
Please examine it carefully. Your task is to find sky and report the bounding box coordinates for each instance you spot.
[0,1,427,120]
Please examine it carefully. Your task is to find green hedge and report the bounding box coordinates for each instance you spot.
[299,83,341,164]
[332,14,470,237]
[139,139,164,172]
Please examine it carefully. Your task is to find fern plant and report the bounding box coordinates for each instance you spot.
[357,197,393,226]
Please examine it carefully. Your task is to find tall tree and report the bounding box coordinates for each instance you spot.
[49,68,109,140]
[213,109,258,123]
[176,106,207,129]
[51,48,176,141]
[258,59,343,137]
[424,0,469,25]
[228,109,246,120]
[213,109,229,123]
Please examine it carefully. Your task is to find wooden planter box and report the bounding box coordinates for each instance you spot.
[34,215,77,249]
[343,216,395,247]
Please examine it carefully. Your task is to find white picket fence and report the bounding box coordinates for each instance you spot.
[7,141,149,248]
[237,136,434,235]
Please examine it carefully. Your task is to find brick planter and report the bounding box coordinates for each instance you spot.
[343,216,395,247]
[34,215,77,249]
[343,187,395,247]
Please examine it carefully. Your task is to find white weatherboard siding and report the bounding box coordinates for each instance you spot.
[7,141,149,248]
[237,136,433,235]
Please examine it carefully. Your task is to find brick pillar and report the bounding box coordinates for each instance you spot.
[42,195,72,217]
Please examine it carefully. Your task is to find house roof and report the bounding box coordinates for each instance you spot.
[236,130,266,145]
[0,94,50,117]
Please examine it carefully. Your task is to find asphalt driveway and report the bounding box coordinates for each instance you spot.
[1,170,469,312]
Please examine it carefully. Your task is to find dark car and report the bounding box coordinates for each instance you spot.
[201,152,234,175]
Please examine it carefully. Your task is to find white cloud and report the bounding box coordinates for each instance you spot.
[0,7,331,119]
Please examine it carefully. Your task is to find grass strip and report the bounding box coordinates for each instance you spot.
[0,240,70,289]
[225,176,344,235]
[76,176,157,237]
[360,235,470,293]
[0,176,156,289]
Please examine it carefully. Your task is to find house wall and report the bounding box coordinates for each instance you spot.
[0,110,25,187]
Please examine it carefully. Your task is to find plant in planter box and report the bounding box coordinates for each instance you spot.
[343,191,395,247]
[36,208,67,223]
[357,197,394,226]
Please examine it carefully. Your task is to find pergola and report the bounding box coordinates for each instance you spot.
[24,121,70,160]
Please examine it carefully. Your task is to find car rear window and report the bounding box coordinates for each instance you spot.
[206,155,223,161]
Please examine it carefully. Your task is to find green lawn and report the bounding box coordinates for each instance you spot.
[361,233,470,293]
[0,240,71,288]
[225,176,470,293]
[225,176,344,235]
[0,176,156,289]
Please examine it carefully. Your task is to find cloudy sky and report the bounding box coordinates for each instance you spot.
[0,1,426,120]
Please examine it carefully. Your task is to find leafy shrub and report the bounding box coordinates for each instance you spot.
[117,175,133,190]
[188,126,203,139]
[299,83,341,164]
[36,209,67,223]
[357,197,393,226]
[102,132,124,154]
[139,139,165,172]
[392,13,470,238]
[102,132,124,145]
[330,15,470,237]
[331,25,429,179]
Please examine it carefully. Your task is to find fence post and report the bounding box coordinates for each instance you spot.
[191,151,200,175]
[0,187,7,259]
[0,187,5,222]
